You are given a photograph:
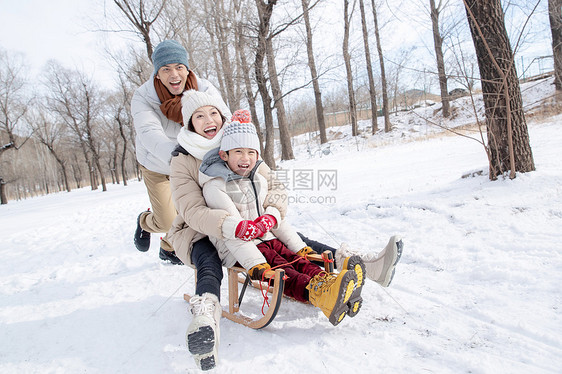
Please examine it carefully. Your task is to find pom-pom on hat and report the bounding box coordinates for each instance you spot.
[220,110,261,153]
[152,40,189,74]
[181,90,229,128]
[231,109,252,123]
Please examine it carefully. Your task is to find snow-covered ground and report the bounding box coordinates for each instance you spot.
[1,78,561,373]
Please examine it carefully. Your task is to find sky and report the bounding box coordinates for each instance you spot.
[0,76,560,373]
[0,0,554,92]
[0,0,124,87]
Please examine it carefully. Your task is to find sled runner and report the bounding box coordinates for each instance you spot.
[183,251,334,329]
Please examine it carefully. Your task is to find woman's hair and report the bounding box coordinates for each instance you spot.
[186,109,227,132]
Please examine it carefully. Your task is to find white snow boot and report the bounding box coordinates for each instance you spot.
[186,293,222,371]
[336,235,403,287]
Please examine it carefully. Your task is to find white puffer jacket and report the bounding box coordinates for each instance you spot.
[131,74,230,175]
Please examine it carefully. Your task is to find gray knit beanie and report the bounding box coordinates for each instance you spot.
[220,120,261,154]
[152,40,189,74]
[181,90,229,126]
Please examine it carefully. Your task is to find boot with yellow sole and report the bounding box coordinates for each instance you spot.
[336,255,366,317]
[307,270,357,326]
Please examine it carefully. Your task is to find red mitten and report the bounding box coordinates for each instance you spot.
[231,109,252,123]
[253,215,277,237]
[235,220,263,241]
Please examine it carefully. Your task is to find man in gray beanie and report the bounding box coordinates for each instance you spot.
[131,39,231,264]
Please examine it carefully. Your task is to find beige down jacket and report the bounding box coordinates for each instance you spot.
[167,148,288,268]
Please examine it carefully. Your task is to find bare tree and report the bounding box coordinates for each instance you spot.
[234,5,266,156]
[99,118,122,185]
[262,1,295,161]
[253,0,302,163]
[203,0,240,109]
[429,0,451,118]
[358,0,378,134]
[449,29,478,93]
[43,61,108,191]
[549,0,562,90]
[115,74,135,186]
[105,43,152,89]
[108,58,143,180]
[111,0,167,59]
[464,0,535,179]
[0,49,33,204]
[30,110,72,192]
[387,48,414,114]
[157,1,203,77]
[200,1,228,104]
[343,0,358,136]
[301,0,328,143]
[254,0,277,167]
[371,0,391,132]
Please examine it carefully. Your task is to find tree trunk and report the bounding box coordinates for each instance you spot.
[93,152,107,191]
[60,163,71,192]
[178,0,199,84]
[265,35,294,160]
[71,163,82,189]
[235,21,265,156]
[343,0,358,136]
[430,0,450,118]
[118,117,129,186]
[254,0,277,168]
[464,0,535,179]
[112,143,120,184]
[82,79,106,191]
[49,148,71,192]
[549,0,562,90]
[301,0,328,144]
[214,0,239,109]
[0,177,7,204]
[203,0,237,109]
[202,3,227,103]
[371,0,391,132]
[359,0,378,134]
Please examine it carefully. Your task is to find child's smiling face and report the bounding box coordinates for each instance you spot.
[220,148,258,176]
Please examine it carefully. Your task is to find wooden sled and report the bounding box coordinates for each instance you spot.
[183,251,334,329]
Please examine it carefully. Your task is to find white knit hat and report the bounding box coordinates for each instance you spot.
[181,89,229,126]
[220,111,261,153]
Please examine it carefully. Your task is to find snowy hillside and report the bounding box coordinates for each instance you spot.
[1,77,561,373]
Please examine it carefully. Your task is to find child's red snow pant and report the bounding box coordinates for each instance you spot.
[257,239,323,302]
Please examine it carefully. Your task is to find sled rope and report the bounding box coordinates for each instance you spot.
[258,258,303,315]
[321,252,334,264]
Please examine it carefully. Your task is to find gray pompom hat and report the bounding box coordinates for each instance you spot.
[220,121,261,154]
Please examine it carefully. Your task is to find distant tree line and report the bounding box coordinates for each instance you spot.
[1,0,559,203]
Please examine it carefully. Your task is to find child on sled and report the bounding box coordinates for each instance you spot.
[199,109,366,327]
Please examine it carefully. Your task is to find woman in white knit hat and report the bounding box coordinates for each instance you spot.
[168,91,403,371]
[166,90,287,371]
